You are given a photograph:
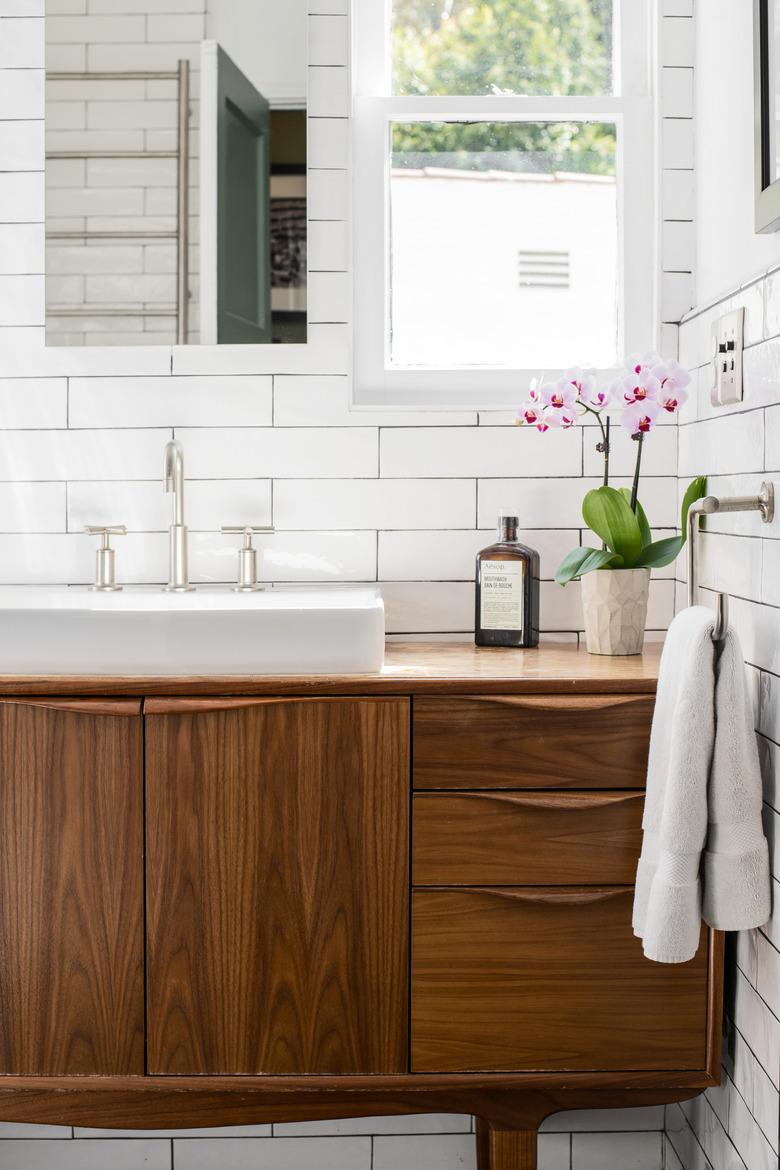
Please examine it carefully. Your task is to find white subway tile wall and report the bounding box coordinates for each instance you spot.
[0,3,694,1169]
[667,268,780,1170]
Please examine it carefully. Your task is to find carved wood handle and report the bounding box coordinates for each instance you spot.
[0,698,141,717]
[461,887,632,907]
[455,791,644,812]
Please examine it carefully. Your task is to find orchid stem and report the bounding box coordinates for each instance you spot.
[630,432,644,513]
[603,416,610,488]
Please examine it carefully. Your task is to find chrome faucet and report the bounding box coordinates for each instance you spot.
[163,440,194,592]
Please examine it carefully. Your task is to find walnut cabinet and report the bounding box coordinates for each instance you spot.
[0,648,723,1170]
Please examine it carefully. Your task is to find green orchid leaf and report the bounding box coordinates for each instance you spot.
[680,475,708,544]
[634,536,685,569]
[555,546,623,586]
[582,486,644,566]
[619,487,652,547]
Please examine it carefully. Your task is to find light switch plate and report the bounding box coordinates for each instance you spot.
[711,308,745,406]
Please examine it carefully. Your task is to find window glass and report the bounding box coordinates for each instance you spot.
[389,120,618,369]
[392,0,615,97]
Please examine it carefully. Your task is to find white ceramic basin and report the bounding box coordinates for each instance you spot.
[0,586,386,676]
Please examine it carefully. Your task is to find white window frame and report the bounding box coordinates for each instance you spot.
[352,0,660,409]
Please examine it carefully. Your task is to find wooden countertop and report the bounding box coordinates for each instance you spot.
[0,642,663,697]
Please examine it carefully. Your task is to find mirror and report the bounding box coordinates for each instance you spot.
[45,0,307,346]
[755,0,780,231]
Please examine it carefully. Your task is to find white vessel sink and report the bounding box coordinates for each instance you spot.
[0,586,386,676]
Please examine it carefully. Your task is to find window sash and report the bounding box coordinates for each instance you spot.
[352,1,658,409]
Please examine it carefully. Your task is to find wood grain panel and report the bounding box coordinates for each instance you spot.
[146,697,410,1075]
[413,695,654,789]
[413,792,644,886]
[411,888,708,1073]
[0,700,144,1075]
[0,642,662,697]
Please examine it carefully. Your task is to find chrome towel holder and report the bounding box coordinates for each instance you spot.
[687,482,775,641]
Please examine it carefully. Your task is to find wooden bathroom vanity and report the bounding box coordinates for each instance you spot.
[0,644,722,1170]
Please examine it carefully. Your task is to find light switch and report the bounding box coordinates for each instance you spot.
[711,308,744,406]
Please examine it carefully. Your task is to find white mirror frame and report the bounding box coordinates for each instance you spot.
[4,8,347,382]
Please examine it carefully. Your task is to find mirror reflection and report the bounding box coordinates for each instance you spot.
[45,0,307,347]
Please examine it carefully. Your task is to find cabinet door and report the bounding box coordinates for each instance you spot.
[0,699,145,1075]
[145,697,410,1075]
[412,887,709,1073]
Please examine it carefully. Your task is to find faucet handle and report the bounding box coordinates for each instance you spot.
[85,525,127,592]
[220,525,274,593]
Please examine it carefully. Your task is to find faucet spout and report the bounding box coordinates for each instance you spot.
[163,440,193,592]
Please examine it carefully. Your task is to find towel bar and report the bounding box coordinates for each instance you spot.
[687,482,774,640]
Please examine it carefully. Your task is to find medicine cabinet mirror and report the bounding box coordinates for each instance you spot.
[44,0,307,346]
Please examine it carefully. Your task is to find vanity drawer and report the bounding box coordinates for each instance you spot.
[412,791,644,886]
[411,887,709,1073]
[413,694,654,789]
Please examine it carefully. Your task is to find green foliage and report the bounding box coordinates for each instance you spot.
[392,0,616,175]
[555,478,708,585]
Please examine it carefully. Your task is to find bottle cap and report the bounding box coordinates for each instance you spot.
[498,511,520,525]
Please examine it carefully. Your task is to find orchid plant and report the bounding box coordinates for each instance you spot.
[516,352,706,585]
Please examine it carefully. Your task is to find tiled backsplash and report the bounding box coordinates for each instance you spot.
[0,3,696,1169]
[665,273,780,1170]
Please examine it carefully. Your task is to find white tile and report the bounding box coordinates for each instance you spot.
[756,931,780,1018]
[537,1134,570,1170]
[146,13,204,41]
[308,66,350,118]
[696,531,763,604]
[751,1059,780,1153]
[0,118,43,171]
[0,172,44,223]
[0,1123,69,1137]
[309,118,349,169]
[478,476,680,530]
[380,581,474,633]
[0,0,44,12]
[663,0,692,12]
[174,1136,370,1170]
[662,68,694,118]
[0,69,43,118]
[69,376,272,428]
[381,426,581,479]
[308,272,350,323]
[273,377,476,427]
[274,1116,471,1137]
[379,528,575,581]
[662,169,695,220]
[572,1131,663,1170]
[662,270,694,321]
[192,530,376,584]
[46,13,144,41]
[661,15,695,65]
[308,169,349,220]
[87,0,202,10]
[308,0,348,11]
[373,1133,475,1170]
[308,220,349,270]
[0,275,43,326]
[663,220,695,272]
[0,15,43,67]
[582,423,677,478]
[68,479,273,533]
[0,1139,171,1169]
[663,121,694,169]
[0,428,170,480]
[309,15,349,66]
[276,477,475,530]
[734,968,780,1089]
[0,378,66,427]
[679,412,765,477]
[178,427,377,479]
[0,482,63,530]
[171,326,350,377]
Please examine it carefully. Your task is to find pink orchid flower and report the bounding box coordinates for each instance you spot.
[657,384,689,413]
[560,366,597,402]
[621,400,660,434]
[541,380,578,411]
[622,369,661,406]
[587,385,612,409]
[650,358,692,392]
[517,402,542,427]
[625,351,662,376]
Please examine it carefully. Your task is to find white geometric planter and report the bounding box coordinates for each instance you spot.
[581,568,650,656]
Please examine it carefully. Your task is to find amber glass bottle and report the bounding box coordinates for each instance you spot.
[475,513,540,648]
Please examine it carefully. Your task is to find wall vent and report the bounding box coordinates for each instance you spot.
[517,250,570,289]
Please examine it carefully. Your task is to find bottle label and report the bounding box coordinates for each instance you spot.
[480,559,525,632]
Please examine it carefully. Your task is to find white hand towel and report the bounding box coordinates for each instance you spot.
[632,605,771,964]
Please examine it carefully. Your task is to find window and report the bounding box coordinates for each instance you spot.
[353,0,657,407]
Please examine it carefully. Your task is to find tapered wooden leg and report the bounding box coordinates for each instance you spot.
[476,1121,537,1170]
